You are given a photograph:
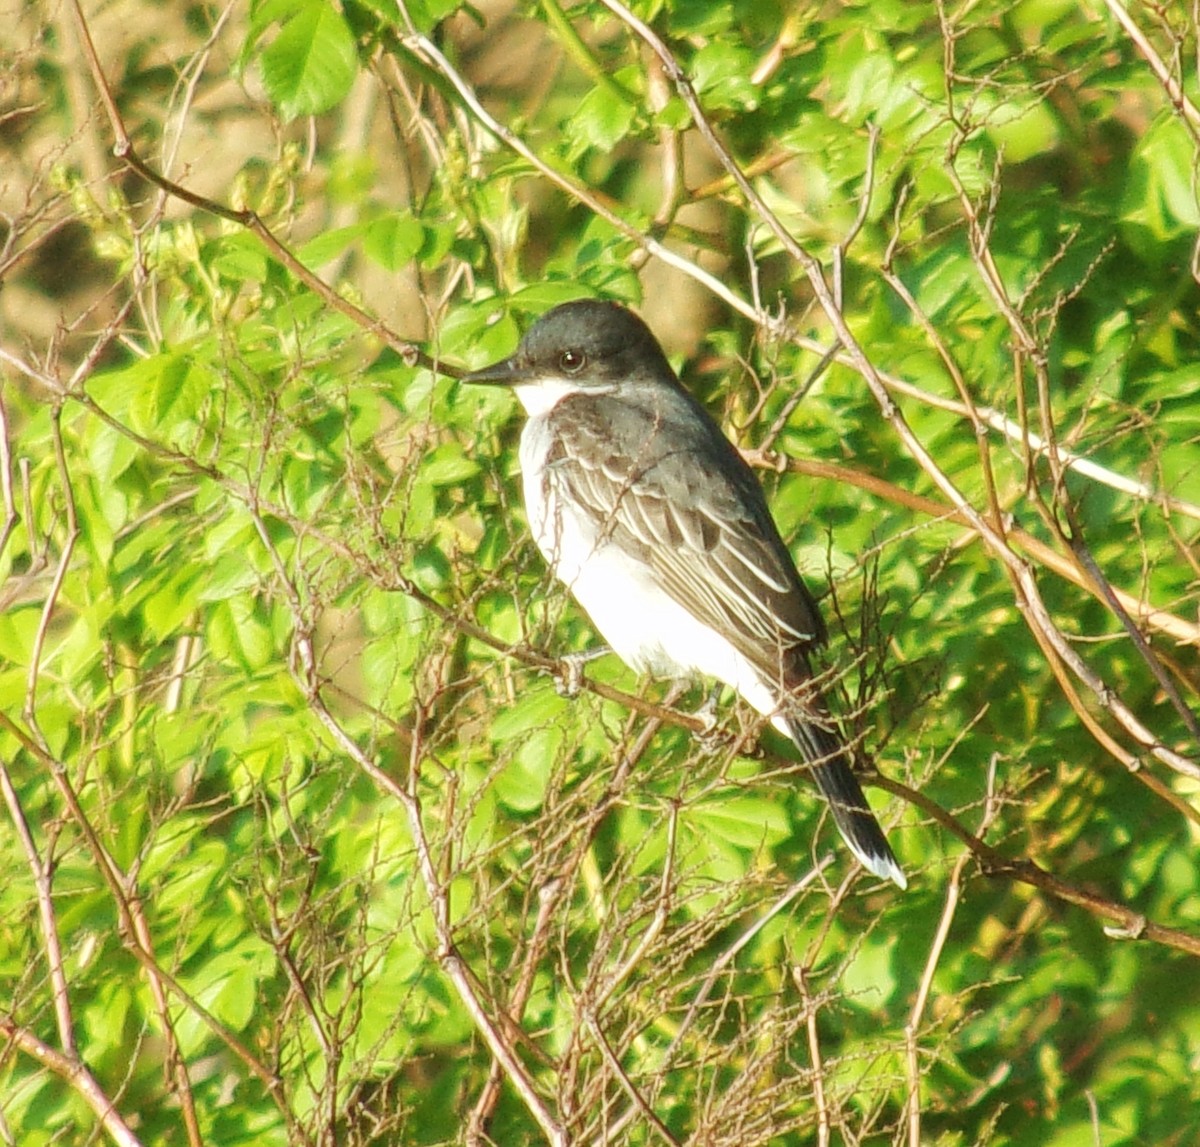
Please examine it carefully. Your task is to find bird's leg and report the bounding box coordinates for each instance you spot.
[554,645,612,698]
[690,684,731,754]
[694,684,723,732]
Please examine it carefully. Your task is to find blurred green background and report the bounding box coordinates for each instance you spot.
[1,1,1198,1143]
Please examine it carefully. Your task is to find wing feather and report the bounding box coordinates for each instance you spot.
[545,390,826,678]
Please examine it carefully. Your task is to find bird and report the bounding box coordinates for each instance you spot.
[463,299,905,888]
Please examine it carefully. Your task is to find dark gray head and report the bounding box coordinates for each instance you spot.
[463,300,676,401]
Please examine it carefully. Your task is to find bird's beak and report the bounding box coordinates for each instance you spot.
[461,354,528,387]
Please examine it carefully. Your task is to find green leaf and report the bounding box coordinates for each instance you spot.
[490,683,568,740]
[494,726,562,811]
[86,421,139,486]
[201,551,262,601]
[1123,112,1200,242]
[420,441,479,486]
[690,41,758,111]
[258,0,358,121]
[565,84,638,157]
[363,212,426,271]
[688,793,791,851]
[143,568,203,642]
[296,221,366,266]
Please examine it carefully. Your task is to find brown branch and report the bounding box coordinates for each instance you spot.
[584,1013,680,1147]
[23,408,78,746]
[0,761,77,1054]
[872,774,1200,957]
[0,389,18,563]
[750,452,1199,652]
[0,1020,144,1147]
[801,342,1200,525]
[1064,513,1200,742]
[1101,0,1200,139]
[795,967,831,1147]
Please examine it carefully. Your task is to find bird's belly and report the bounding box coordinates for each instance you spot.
[522,456,775,714]
[574,551,756,684]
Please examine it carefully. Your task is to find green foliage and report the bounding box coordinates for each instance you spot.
[247,0,360,120]
[2,0,1199,1144]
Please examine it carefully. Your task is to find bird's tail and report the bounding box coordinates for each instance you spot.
[784,713,907,889]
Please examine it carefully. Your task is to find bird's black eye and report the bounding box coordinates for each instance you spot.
[559,348,586,374]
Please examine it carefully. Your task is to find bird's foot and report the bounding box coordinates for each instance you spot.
[690,686,730,754]
[694,684,722,730]
[554,645,611,698]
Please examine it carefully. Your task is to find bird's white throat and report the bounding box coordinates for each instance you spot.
[513,376,610,417]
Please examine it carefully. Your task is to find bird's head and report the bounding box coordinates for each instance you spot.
[463,299,675,416]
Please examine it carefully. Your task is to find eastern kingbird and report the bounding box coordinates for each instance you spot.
[465,299,905,888]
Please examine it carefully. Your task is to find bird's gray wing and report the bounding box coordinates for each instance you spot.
[544,391,827,677]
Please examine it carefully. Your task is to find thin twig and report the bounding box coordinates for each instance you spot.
[585,1014,680,1147]
[0,1020,144,1147]
[905,756,1003,1146]
[0,763,77,1055]
[1101,0,1200,137]
[795,968,831,1147]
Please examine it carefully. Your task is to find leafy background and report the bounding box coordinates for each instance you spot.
[1,0,1199,1144]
